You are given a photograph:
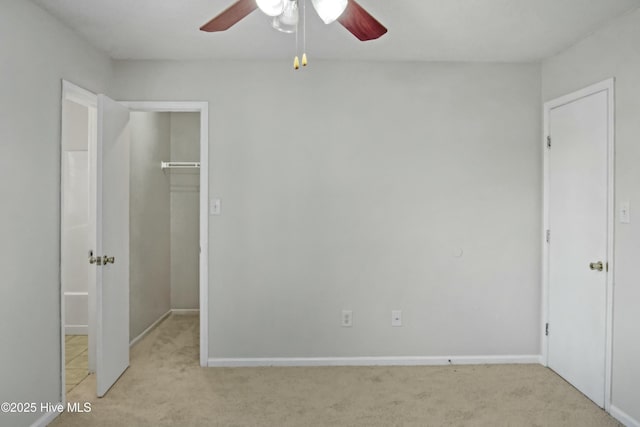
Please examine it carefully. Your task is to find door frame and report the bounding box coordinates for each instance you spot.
[541,78,615,410]
[121,101,209,367]
[59,90,211,405]
[60,80,98,404]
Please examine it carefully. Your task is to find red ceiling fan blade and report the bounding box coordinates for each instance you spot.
[200,0,258,32]
[337,0,387,41]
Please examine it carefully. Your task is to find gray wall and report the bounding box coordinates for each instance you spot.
[170,113,200,310]
[0,0,112,425]
[129,112,172,339]
[542,7,640,422]
[113,60,542,359]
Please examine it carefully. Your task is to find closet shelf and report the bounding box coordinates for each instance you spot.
[161,161,200,171]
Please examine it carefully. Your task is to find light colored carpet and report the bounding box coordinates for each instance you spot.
[52,315,620,426]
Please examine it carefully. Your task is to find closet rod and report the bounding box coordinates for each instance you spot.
[161,161,200,170]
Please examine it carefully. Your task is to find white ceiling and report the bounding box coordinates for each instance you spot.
[31,0,640,62]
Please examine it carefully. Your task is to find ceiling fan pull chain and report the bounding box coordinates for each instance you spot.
[293,0,300,70]
[302,0,307,67]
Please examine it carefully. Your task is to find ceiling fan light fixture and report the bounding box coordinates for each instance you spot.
[272,0,299,33]
[256,0,285,17]
[310,0,347,24]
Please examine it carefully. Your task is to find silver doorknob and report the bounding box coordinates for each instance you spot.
[589,261,603,271]
[89,256,102,265]
[103,255,115,265]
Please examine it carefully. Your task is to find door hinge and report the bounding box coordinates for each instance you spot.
[547,136,551,149]
[545,323,549,336]
[546,229,550,243]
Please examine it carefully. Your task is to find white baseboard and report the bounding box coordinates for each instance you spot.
[129,310,171,347]
[610,405,640,427]
[208,355,541,368]
[538,354,547,366]
[29,404,61,427]
[65,325,88,335]
[171,309,199,315]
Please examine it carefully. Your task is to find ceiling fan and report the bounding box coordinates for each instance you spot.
[200,0,387,42]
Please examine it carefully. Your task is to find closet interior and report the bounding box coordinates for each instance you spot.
[129,111,201,341]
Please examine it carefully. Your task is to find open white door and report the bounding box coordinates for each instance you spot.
[94,94,131,397]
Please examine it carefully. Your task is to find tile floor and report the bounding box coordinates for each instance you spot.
[65,335,89,393]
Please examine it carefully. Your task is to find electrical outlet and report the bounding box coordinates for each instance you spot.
[341,310,353,327]
[391,310,402,327]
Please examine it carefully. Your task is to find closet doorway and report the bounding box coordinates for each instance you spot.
[128,108,207,354]
[59,91,210,402]
[123,102,209,369]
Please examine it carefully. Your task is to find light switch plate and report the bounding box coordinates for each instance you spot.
[620,200,630,224]
[391,310,402,327]
[210,198,221,216]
